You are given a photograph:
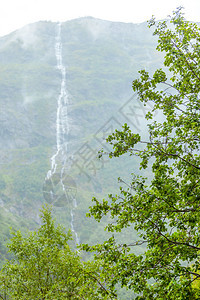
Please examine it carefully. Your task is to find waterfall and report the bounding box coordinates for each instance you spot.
[70,198,80,245]
[45,22,79,245]
[47,22,69,178]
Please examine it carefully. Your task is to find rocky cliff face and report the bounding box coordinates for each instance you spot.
[0,17,163,259]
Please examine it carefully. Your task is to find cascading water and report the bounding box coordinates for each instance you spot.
[47,22,69,177]
[70,198,80,245]
[45,22,79,245]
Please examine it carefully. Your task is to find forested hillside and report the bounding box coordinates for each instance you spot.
[1,8,200,299]
[0,17,163,265]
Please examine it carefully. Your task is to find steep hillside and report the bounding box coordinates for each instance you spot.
[0,17,164,265]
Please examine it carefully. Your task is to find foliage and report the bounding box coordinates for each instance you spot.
[84,8,200,299]
[0,206,114,299]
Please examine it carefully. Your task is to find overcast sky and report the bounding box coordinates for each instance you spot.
[0,0,199,37]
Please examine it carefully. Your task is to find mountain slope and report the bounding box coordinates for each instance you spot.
[0,17,163,262]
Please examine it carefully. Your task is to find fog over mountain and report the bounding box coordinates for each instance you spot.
[0,17,165,265]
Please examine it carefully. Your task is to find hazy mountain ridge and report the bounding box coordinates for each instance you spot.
[0,17,164,266]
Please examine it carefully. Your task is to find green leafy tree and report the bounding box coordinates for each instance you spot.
[0,206,114,299]
[84,8,200,299]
